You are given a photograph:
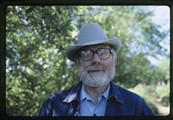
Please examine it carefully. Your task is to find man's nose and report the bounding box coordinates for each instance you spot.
[91,53,101,64]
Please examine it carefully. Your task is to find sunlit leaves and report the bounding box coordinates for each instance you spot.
[6,6,169,116]
[6,6,76,116]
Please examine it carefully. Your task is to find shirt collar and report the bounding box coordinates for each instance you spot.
[80,83,110,102]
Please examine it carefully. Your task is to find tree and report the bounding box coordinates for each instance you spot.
[6,6,78,116]
[6,6,169,116]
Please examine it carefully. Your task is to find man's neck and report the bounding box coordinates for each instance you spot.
[84,84,109,103]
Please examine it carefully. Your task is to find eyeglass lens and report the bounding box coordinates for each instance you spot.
[79,48,111,61]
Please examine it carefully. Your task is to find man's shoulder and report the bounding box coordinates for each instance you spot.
[40,83,82,116]
[50,88,72,101]
[118,85,141,97]
[111,82,143,102]
[44,82,81,103]
[110,82,154,116]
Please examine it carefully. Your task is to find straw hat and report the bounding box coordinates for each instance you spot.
[66,23,121,61]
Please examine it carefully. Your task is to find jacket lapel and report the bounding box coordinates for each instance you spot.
[105,82,124,116]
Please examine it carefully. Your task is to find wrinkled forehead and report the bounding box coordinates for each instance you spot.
[81,44,111,51]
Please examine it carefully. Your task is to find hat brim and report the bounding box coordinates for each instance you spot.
[66,38,121,61]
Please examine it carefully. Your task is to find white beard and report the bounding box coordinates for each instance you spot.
[78,64,115,87]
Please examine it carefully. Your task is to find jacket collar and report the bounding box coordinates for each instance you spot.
[63,82,82,103]
[63,81,124,104]
[109,81,124,104]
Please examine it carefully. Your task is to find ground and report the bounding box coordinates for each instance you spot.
[154,98,170,116]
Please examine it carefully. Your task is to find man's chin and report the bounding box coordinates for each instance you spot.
[83,78,109,88]
[86,82,109,88]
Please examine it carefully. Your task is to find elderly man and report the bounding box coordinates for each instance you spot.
[39,23,154,116]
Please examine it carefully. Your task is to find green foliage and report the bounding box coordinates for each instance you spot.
[128,81,170,115]
[6,6,79,116]
[155,82,170,106]
[155,57,170,83]
[128,84,158,114]
[6,6,170,116]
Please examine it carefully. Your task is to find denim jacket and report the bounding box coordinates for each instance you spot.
[39,81,154,116]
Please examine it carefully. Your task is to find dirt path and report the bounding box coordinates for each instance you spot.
[154,100,170,116]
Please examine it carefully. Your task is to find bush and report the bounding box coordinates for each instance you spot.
[155,82,170,106]
[128,84,158,115]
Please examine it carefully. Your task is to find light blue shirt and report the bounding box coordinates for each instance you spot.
[79,83,110,116]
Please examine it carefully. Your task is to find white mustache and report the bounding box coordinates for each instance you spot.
[86,65,105,71]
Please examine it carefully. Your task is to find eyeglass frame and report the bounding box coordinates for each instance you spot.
[77,48,115,61]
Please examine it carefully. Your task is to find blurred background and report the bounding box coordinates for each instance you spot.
[6,6,170,116]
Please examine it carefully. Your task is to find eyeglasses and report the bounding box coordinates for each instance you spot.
[79,48,114,61]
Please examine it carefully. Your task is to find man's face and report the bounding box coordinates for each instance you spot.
[76,44,117,87]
